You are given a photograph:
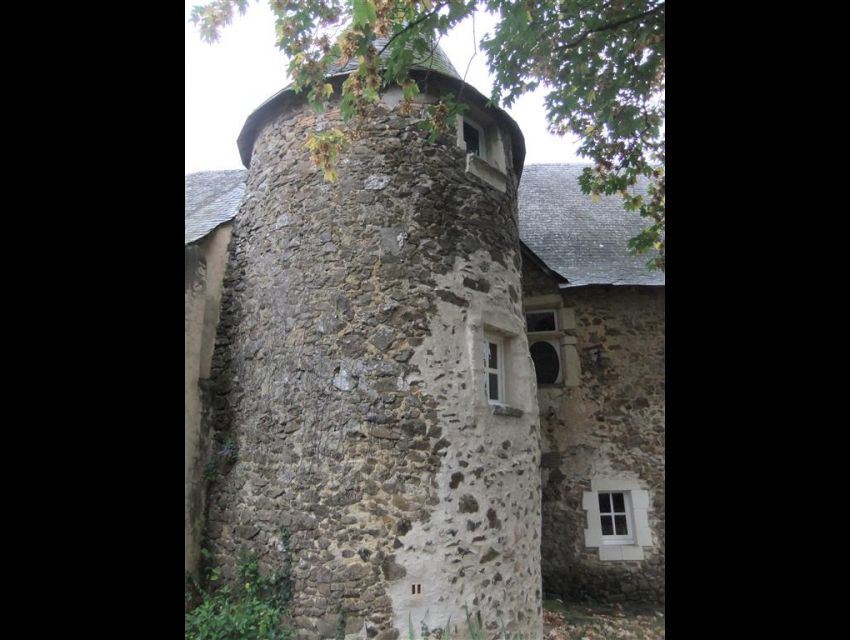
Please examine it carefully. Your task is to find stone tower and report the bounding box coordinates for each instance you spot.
[203,41,542,639]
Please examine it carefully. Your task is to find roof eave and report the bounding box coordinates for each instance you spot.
[558,281,665,289]
[520,240,568,284]
[236,69,526,177]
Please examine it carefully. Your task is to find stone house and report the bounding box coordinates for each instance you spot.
[185,41,664,639]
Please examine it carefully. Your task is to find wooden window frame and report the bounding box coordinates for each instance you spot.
[598,491,636,545]
[483,334,505,406]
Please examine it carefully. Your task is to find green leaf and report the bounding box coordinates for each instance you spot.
[192,0,665,274]
[352,0,376,28]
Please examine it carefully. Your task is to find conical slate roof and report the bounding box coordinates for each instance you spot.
[236,37,525,173]
[327,36,460,79]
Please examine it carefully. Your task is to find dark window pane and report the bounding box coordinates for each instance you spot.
[598,493,611,513]
[488,374,499,400]
[612,492,625,513]
[526,311,556,332]
[614,515,628,535]
[530,341,560,384]
[487,342,498,369]
[463,122,480,156]
[600,515,614,535]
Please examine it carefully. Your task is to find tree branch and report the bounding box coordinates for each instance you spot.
[556,3,664,52]
[457,10,477,103]
[377,3,449,57]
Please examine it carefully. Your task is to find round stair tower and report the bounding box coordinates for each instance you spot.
[205,41,542,640]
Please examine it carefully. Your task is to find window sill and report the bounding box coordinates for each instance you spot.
[597,544,645,562]
[491,404,523,418]
[466,154,506,192]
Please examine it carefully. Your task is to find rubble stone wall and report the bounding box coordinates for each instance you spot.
[204,92,542,639]
[523,260,665,604]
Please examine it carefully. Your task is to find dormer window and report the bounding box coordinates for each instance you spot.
[463,121,481,157]
[455,113,507,192]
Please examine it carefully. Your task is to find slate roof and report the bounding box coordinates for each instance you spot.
[518,164,664,287]
[184,164,664,287]
[235,38,528,174]
[328,36,461,79]
[185,170,246,245]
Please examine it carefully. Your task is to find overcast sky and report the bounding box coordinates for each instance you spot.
[185,2,583,174]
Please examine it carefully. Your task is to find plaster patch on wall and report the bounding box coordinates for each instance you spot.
[387,250,542,639]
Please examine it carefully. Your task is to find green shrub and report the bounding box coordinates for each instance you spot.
[185,591,287,640]
[186,536,293,640]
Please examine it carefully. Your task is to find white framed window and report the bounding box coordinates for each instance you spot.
[455,113,507,192]
[597,491,635,545]
[525,309,558,333]
[462,119,484,158]
[483,334,505,405]
[582,479,653,561]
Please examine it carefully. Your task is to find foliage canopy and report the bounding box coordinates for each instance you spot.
[191,0,665,270]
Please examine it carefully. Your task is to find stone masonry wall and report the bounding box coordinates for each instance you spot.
[186,225,233,582]
[185,244,208,582]
[522,260,664,604]
[204,93,541,639]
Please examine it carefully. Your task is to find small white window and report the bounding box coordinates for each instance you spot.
[483,335,505,405]
[456,114,507,191]
[597,492,635,545]
[525,310,558,333]
[582,481,652,560]
[463,119,484,158]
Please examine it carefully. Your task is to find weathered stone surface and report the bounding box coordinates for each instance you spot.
[525,258,664,605]
[381,557,407,580]
[203,88,542,639]
[458,495,479,513]
[479,548,499,563]
[486,508,501,530]
[333,369,357,391]
[492,405,523,417]
[365,174,392,190]
[185,225,233,584]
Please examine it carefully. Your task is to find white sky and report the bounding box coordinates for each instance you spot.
[185,2,583,174]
